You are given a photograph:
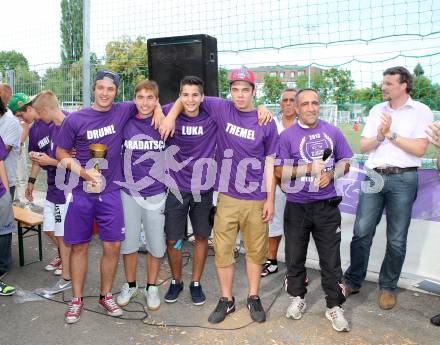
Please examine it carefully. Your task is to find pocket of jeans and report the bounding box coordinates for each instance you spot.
[399,171,418,185]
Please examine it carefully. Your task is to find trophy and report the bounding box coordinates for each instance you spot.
[89,143,108,172]
[87,144,107,193]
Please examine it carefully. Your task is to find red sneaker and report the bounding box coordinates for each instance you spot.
[99,293,123,317]
[45,256,61,271]
[65,297,84,324]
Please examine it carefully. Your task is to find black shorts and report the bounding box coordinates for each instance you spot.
[164,190,213,241]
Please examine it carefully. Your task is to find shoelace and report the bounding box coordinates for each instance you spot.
[329,308,344,320]
[49,257,61,265]
[290,297,304,309]
[103,297,120,311]
[67,302,82,315]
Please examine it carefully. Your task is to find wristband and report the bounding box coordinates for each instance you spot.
[376,134,385,142]
[28,177,36,184]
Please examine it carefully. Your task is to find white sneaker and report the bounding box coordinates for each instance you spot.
[325,306,350,332]
[54,264,62,276]
[116,283,138,307]
[286,296,306,320]
[144,285,161,310]
[42,278,72,295]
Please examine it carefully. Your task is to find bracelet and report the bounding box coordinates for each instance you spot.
[28,177,36,184]
[376,134,385,142]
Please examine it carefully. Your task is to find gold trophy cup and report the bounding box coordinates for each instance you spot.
[87,144,108,193]
[89,143,108,172]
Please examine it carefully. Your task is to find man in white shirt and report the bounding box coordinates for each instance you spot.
[0,84,22,199]
[344,66,433,310]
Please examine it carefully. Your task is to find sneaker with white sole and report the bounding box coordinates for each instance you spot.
[325,306,350,332]
[99,293,123,317]
[144,285,161,310]
[116,283,138,307]
[42,278,72,295]
[0,280,16,296]
[261,260,278,277]
[53,264,62,276]
[65,297,84,324]
[45,256,61,271]
[286,296,306,320]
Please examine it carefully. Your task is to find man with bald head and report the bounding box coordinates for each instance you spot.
[262,88,297,277]
[275,88,352,332]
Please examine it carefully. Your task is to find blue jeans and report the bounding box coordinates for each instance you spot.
[344,170,418,291]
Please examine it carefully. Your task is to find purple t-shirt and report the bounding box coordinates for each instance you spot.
[121,115,166,197]
[278,120,353,203]
[0,136,7,198]
[46,113,71,204]
[56,102,137,195]
[201,96,279,200]
[29,120,51,155]
[164,104,217,193]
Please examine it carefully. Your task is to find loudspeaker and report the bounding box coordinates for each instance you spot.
[148,34,218,105]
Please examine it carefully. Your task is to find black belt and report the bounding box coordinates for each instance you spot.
[373,167,417,175]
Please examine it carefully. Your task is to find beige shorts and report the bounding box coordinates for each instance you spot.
[213,193,268,267]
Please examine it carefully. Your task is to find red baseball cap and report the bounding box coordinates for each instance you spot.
[229,67,256,87]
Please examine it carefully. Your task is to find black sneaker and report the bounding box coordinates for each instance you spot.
[247,295,266,322]
[261,260,278,277]
[190,281,206,306]
[208,297,235,324]
[164,280,184,303]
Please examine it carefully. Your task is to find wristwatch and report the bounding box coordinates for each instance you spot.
[388,132,398,141]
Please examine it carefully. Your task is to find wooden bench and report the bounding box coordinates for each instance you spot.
[13,206,43,266]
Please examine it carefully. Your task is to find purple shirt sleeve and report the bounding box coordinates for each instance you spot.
[55,115,77,150]
[263,121,279,157]
[0,137,7,160]
[277,131,293,166]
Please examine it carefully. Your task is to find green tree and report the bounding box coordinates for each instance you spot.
[104,36,148,101]
[13,66,41,96]
[0,51,29,72]
[218,67,229,99]
[295,72,328,102]
[259,74,285,104]
[412,74,440,111]
[323,68,355,110]
[414,63,424,77]
[43,55,101,104]
[352,82,383,112]
[60,0,83,64]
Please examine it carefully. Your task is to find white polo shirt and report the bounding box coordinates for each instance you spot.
[362,97,433,169]
[0,109,22,187]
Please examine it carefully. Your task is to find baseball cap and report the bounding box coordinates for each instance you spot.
[95,70,120,87]
[8,93,34,114]
[229,67,256,87]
